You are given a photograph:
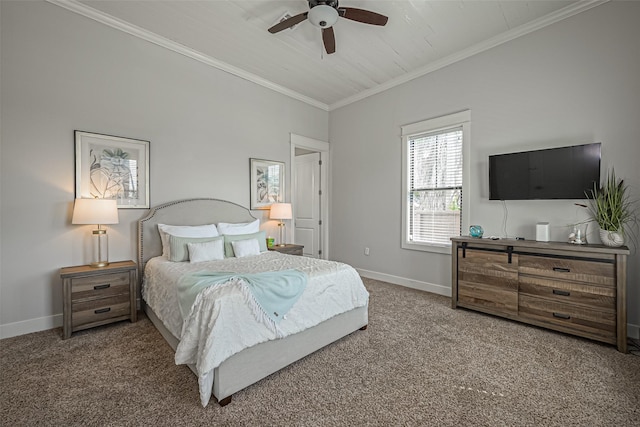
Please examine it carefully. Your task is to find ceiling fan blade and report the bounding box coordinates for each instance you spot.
[268,12,309,33]
[339,7,388,26]
[322,27,336,54]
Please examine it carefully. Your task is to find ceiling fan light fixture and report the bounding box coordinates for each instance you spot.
[308,5,338,28]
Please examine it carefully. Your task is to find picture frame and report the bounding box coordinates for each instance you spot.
[75,131,150,209]
[250,158,285,209]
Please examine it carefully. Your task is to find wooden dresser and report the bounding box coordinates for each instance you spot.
[61,260,137,339]
[451,237,629,352]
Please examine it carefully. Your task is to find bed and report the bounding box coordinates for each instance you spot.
[138,198,369,407]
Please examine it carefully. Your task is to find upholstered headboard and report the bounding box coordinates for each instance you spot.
[137,198,257,283]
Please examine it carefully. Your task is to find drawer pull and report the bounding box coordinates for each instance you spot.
[94,307,111,314]
[552,267,571,273]
[552,289,570,297]
[94,284,111,290]
[552,312,570,320]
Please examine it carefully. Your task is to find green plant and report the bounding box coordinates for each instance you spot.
[585,169,637,233]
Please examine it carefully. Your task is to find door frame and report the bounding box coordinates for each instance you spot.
[290,133,330,259]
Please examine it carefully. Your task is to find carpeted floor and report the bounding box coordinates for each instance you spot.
[1,278,639,426]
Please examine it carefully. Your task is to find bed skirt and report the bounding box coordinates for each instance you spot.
[143,302,368,404]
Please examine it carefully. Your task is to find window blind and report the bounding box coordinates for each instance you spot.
[408,126,463,245]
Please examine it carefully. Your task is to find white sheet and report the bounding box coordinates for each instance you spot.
[142,251,369,406]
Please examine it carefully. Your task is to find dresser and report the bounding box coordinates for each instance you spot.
[451,237,629,352]
[61,260,137,339]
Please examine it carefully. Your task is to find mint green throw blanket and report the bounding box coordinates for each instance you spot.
[177,270,308,329]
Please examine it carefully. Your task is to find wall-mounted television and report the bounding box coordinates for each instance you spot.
[489,143,601,200]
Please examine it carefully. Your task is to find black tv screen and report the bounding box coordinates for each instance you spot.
[489,143,601,200]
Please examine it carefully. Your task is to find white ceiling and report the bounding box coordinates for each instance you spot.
[50,1,605,110]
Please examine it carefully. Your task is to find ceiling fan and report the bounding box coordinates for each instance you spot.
[268,0,388,54]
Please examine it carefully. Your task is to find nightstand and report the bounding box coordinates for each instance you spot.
[61,260,137,339]
[268,244,304,256]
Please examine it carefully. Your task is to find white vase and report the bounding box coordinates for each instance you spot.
[599,228,625,247]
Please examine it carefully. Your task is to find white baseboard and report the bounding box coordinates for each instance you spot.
[356,268,451,297]
[356,268,640,340]
[0,314,62,339]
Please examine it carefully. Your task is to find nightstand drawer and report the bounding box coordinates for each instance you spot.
[71,272,131,302]
[72,294,131,328]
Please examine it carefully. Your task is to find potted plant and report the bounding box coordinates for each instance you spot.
[583,169,638,247]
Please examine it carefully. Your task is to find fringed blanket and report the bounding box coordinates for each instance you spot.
[177,270,307,336]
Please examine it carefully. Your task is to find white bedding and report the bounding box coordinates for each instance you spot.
[142,251,369,406]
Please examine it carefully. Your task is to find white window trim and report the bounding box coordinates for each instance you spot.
[401,110,471,254]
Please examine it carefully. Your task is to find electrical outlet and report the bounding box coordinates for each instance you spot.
[364,247,370,256]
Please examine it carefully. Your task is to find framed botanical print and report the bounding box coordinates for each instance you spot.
[250,158,285,209]
[75,131,150,208]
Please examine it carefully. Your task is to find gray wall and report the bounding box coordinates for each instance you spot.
[328,2,640,335]
[0,1,328,336]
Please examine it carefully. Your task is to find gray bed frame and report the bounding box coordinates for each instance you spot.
[138,198,368,406]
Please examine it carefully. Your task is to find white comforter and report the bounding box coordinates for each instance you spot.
[143,251,369,406]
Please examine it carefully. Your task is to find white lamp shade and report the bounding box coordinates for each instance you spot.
[270,203,292,220]
[72,198,119,225]
[308,5,339,28]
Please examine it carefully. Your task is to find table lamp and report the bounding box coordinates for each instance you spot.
[72,198,119,267]
[269,203,292,246]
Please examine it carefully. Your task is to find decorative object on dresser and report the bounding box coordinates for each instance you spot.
[581,168,638,248]
[469,225,484,238]
[75,131,150,208]
[71,198,119,267]
[61,260,137,339]
[536,222,550,242]
[268,243,304,256]
[270,202,293,246]
[451,237,629,352]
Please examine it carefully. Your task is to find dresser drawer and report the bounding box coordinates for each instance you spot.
[458,248,518,274]
[519,276,615,310]
[71,272,131,302]
[518,255,615,287]
[458,282,518,315]
[519,294,616,342]
[72,293,131,328]
[457,248,518,315]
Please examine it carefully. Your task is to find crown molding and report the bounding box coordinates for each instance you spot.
[46,0,607,113]
[329,0,609,111]
[46,0,330,111]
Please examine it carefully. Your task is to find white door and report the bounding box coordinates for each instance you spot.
[294,152,321,258]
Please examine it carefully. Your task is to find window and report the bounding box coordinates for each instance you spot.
[401,111,470,253]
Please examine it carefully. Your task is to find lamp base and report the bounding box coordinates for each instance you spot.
[278,221,286,246]
[90,261,110,268]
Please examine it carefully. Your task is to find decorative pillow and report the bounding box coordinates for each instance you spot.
[187,239,225,263]
[168,235,224,262]
[224,231,267,257]
[158,223,219,258]
[217,219,260,236]
[231,239,261,258]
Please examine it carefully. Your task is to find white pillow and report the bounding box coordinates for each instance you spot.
[217,219,260,236]
[230,238,261,258]
[157,223,219,258]
[187,239,225,263]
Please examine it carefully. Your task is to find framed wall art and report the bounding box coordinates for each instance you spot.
[75,131,150,208]
[250,158,285,209]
